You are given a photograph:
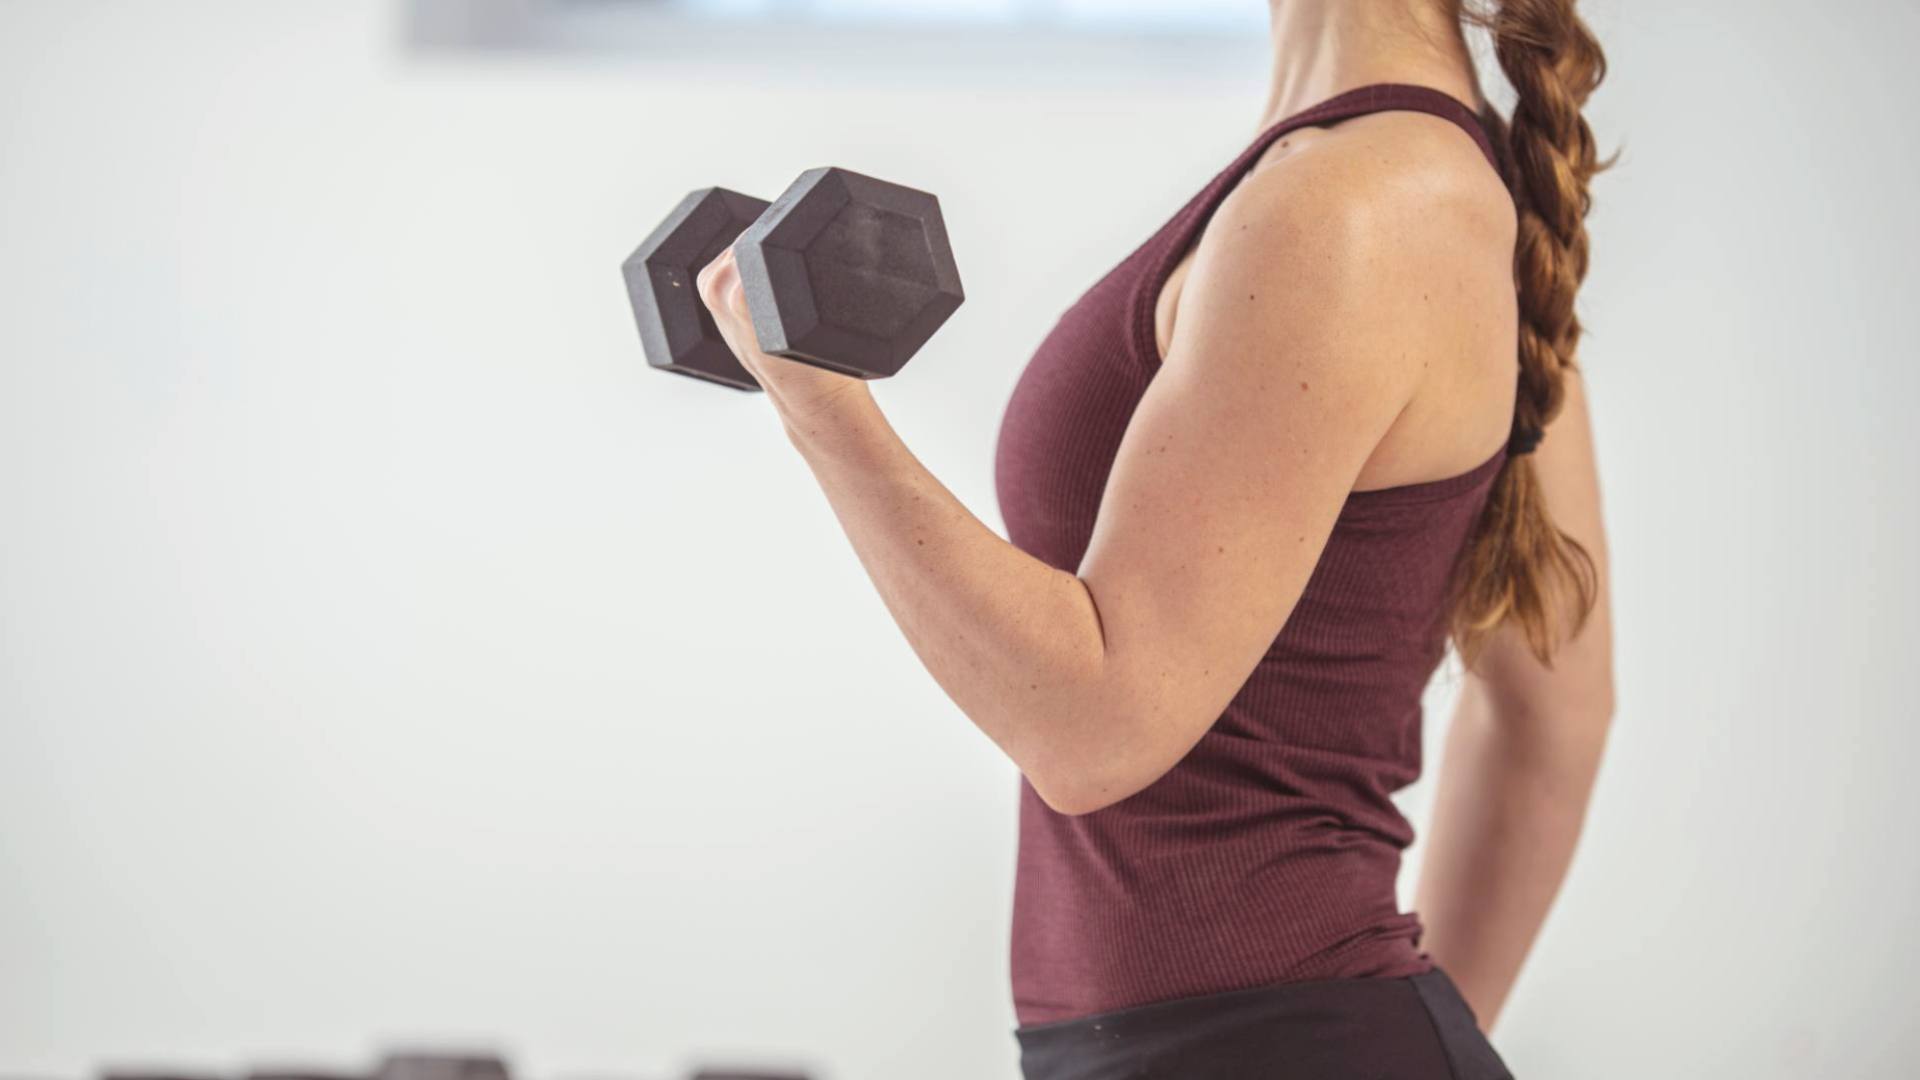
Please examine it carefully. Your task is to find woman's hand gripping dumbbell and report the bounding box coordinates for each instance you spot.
[619,167,965,418]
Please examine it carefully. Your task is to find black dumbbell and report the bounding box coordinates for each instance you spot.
[373,1054,509,1080]
[621,167,964,391]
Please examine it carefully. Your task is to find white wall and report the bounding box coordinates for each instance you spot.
[1,2,1915,1078]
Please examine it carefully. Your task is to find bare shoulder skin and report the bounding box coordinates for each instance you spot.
[1154,108,1523,490]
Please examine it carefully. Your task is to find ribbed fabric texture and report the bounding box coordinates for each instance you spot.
[992,84,1513,1027]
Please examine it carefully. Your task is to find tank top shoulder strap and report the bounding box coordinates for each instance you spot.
[1297,83,1504,174]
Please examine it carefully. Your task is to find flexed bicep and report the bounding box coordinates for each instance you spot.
[1070,157,1443,806]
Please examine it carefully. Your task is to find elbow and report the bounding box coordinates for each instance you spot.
[1022,743,1133,817]
[1030,779,1121,818]
[1030,777,1120,817]
[1023,742,1162,818]
[1009,663,1188,817]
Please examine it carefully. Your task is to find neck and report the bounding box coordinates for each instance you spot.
[1258,0,1483,132]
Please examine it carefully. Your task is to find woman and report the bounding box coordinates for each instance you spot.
[697,0,1613,1075]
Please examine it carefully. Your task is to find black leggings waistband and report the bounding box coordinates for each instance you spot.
[1014,966,1513,1080]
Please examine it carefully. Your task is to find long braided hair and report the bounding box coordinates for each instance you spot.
[1448,0,1609,667]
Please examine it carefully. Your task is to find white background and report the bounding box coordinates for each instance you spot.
[3,1,1917,1078]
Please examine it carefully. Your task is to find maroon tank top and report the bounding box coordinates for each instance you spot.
[993,84,1513,1027]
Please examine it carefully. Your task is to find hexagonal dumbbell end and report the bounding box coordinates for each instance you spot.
[622,187,773,391]
[734,167,963,379]
[373,1054,510,1080]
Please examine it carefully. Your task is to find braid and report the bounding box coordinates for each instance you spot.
[1449,0,1609,667]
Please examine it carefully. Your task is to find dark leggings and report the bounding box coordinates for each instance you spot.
[1014,966,1514,1080]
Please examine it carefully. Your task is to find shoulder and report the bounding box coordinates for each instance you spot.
[1208,109,1514,280]
[1160,109,1519,428]
[1171,110,1515,366]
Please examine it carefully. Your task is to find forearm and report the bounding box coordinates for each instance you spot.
[774,386,1118,803]
[1413,677,1612,1031]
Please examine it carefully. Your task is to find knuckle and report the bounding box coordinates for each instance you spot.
[697,260,737,309]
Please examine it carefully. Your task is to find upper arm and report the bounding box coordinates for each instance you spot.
[1065,144,1492,811]
[1462,369,1615,728]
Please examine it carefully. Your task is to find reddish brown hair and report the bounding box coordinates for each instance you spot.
[1449,0,1609,667]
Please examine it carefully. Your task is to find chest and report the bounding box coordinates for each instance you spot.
[991,242,1162,572]
[992,149,1269,571]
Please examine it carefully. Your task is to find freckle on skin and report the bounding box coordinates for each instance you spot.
[1300,381,1309,391]
[917,539,925,546]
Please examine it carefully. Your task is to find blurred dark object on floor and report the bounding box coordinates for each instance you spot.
[377,1056,509,1080]
[88,1054,810,1080]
